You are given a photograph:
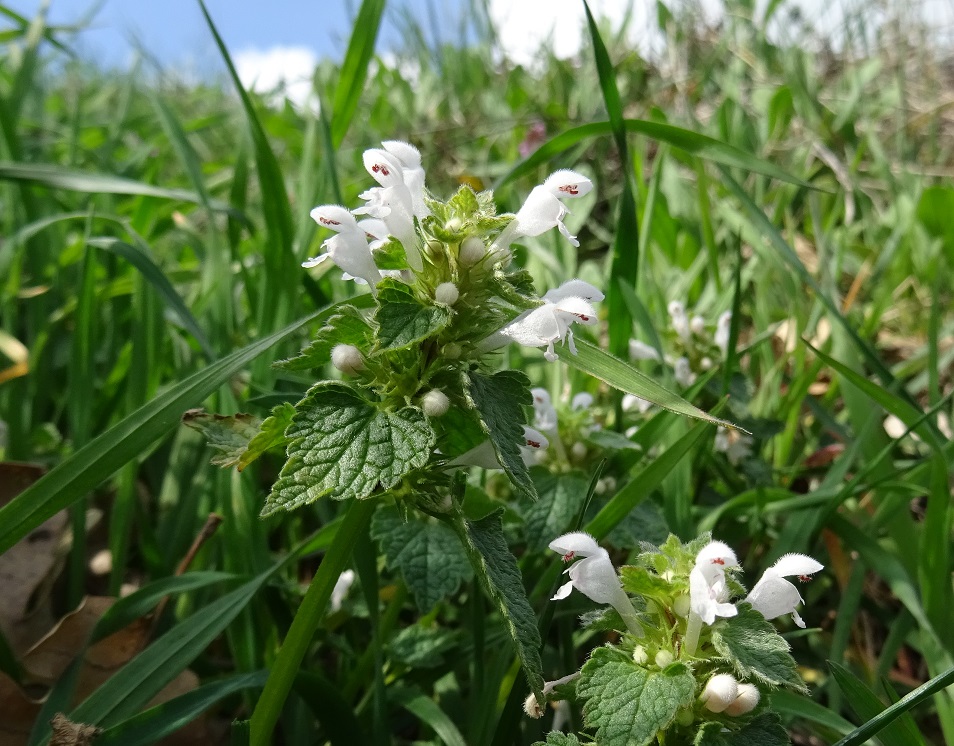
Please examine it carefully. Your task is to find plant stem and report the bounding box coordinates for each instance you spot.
[249,498,376,746]
[683,611,702,657]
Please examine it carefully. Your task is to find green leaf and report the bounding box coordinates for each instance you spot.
[372,238,410,270]
[372,506,472,611]
[465,369,536,500]
[695,712,790,746]
[619,565,677,606]
[390,686,468,746]
[181,410,262,468]
[263,383,434,515]
[95,671,268,746]
[533,733,582,746]
[710,605,807,693]
[239,402,296,471]
[0,310,325,555]
[496,120,812,190]
[457,510,544,701]
[524,471,589,551]
[329,0,385,148]
[578,648,695,746]
[388,624,459,668]
[275,304,373,370]
[556,340,737,430]
[374,278,452,352]
[829,662,926,746]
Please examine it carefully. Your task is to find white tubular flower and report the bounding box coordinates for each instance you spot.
[629,339,662,361]
[689,540,740,625]
[305,205,383,289]
[381,140,428,219]
[448,426,548,470]
[496,279,603,362]
[330,569,355,613]
[668,300,690,339]
[355,148,423,271]
[571,392,594,411]
[745,553,823,628]
[701,673,739,713]
[549,532,642,636]
[493,170,593,252]
[715,310,732,355]
[673,357,697,387]
[531,388,559,431]
[725,683,761,716]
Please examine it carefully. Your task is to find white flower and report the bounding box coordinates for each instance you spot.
[448,426,548,469]
[725,683,760,716]
[690,316,706,335]
[571,392,594,411]
[715,310,732,355]
[381,140,428,219]
[622,393,653,414]
[549,532,642,636]
[331,344,365,375]
[629,339,662,361]
[701,673,739,713]
[330,569,355,613]
[673,357,697,387]
[689,540,740,625]
[714,426,754,465]
[531,388,559,431]
[354,148,423,271]
[493,170,593,252]
[305,205,382,288]
[745,553,823,628]
[668,300,690,340]
[495,279,603,362]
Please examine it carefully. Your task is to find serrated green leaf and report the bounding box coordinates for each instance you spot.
[448,184,480,215]
[263,384,434,515]
[524,470,589,551]
[372,506,472,611]
[465,369,536,500]
[491,268,544,310]
[372,238,410,270]
[374,278,453,352]
[578,648,695,746]
[533,733,582,746]
[619,565,677,605]
[434,404,487,460]
[459,510,544,700]
[275,305,373,371]
[710,605,807,693]
[606,501,669,548]
[181,410,262,468]
[695,712,790,746]
[238,402,296,471]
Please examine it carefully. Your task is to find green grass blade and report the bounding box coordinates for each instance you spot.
[0,309,326,554]
[330,0,387,149]
[496,120,811,190]
[95,671,269,746]
[0,161,230,208]
[391,687,468,746]
[556,340,738,429]
[88,237,214,359]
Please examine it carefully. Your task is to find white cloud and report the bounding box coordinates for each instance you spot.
[233,45,319,112]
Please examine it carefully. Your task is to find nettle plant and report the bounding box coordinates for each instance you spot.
[530,534,823,746]
[188,141,820,741]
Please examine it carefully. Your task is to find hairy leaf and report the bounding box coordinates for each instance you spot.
[524,470,589,551]
[263,384,434,515]
[181,410,261,468]
[275,305,373,370]
[239,402,296,471]
[374,278,452,352]
[710,605,807,693]
[694,712,790,746]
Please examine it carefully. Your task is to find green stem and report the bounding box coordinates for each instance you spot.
[249,498,376,746]
[683,611,702,658]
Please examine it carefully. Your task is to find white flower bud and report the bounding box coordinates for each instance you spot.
[701,673,739,713]
[690,316,706,335]
[445,217,462,232]
[435,282,460,306]
[654,650,674,668]
[725,683,760,716]
[421,390,450,417]
[700,356,713,370]
[571,442,587,460]
[459,236,486,266]
[632,646,648,665]
[672,594,691,618]
[331,344,365,375]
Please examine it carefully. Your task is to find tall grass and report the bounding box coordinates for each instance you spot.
[0,0,951,743]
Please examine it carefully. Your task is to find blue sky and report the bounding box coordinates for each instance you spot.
[3,0,443,70]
